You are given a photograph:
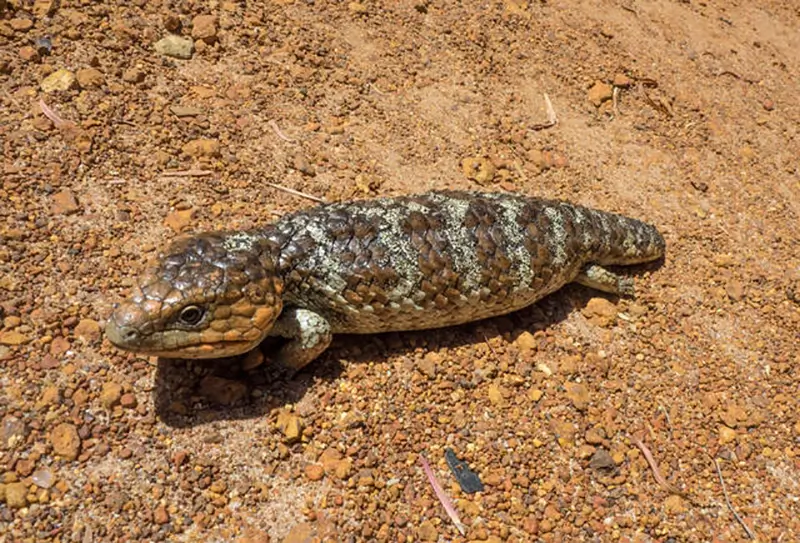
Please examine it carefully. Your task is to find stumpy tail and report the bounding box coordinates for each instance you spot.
[576,206,666,266]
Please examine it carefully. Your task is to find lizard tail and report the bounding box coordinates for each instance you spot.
[574,206,666,266]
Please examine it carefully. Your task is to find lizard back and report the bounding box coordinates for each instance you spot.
[265,190,664,334]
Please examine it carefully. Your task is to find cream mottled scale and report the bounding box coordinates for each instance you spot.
[105,190,665,369]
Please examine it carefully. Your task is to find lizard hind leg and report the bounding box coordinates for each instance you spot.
[268,307,333,372]
[575,263,636,297]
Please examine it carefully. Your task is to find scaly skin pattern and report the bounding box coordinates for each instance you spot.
[105,190,665,368]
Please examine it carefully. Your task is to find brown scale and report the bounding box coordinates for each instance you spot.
[406,212,449,307]
[519,204,556,287]
[470,199,518,302]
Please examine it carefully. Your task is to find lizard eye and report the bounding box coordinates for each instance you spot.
[178,305,205,326]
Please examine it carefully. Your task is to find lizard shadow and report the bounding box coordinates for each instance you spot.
[153,261,663,428]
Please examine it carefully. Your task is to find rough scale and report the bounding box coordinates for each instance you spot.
[105,190,665,369]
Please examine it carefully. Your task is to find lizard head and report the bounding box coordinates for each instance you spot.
[105,232,283,359]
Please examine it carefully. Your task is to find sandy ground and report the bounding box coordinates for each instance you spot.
[1,0,799,541]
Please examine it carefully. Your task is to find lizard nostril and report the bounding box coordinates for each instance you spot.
[123,329,140,342]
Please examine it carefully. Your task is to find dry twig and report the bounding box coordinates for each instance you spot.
[369,83,388,96]
[268,120,296,143]
[612,86,621,116]
[633,437,691,500]
[637,77,659,88]
[657,404,674,439]
[621,4,638,15]
[638,84,673,117]
[529,92,558,131]
[716,70,758,84]
[419,454,466,536]
[39,99,67,128]
[712,456,755,539]
[266,182,327,204]
[160,169,215,177]
[481,333,499,359]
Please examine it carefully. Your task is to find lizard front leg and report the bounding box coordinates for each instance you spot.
[574,263,636,297]
[268,307,333,371]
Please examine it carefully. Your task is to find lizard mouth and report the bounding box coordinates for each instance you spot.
[133,341,257,359]
[105,321,260,359]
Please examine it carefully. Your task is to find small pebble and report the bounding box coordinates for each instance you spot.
[41,68,77,92]
[582,298,617,327]
[164,209,195,233]
[418,352,438,379]
[154,35,194,59]
[191,15,217,42]
[153,504,170,524]
[38,385,60,406]
[664,495,687,514]
[49,336,70,356]
[0,331,29,345]
[74,319,101,342]
[589,449,615,470]
[305,464,325,481]
[32,0,58,17]
[293,154,316,176]
[4,482,28,508]
[612,73,632,87]
[76,67,104,88]
[10,18,34,32]
[416,520,438,541]
[171,450,189,467]
[515,331,537,353]
[348,2,368,14]
[3,316,21,328]
[718,425,737,444]
[163,15,181,33]
[100,382,122,408]
[50,423,81,460]
[585,427,605,445]
[320,448,352,479]
[462,156,497,185]
[32,469,54,489]
[587,81,613,106]
[726,280,744,301]
[169,105,203,118]
[275,410,304,443]
[121,68,145,84]
[564,382,590,411]
[19,46,40,63]
[487,383,505,406]
[552,420,577,446]
[72,389,89,406]
[15,458,35,476]
[50,189,80,215]
[182,138,220,157]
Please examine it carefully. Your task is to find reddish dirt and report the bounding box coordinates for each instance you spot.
[1,1,799,542]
